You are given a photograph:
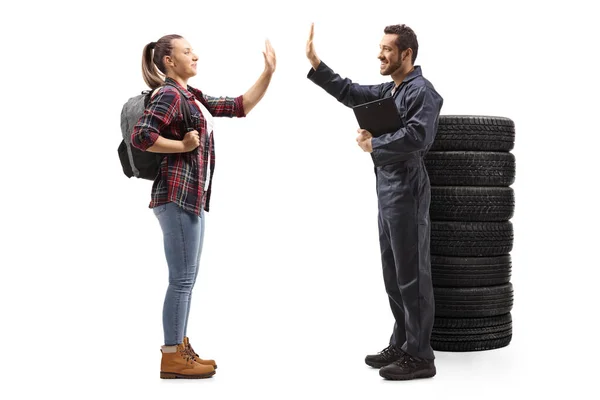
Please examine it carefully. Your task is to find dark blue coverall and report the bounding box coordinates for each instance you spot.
[308,61,443,360]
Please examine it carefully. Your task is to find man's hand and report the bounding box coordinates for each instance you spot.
[263,39,276,74]
[356,129,373,153]
[306,23,321,70]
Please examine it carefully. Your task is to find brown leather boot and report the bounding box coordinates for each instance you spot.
[183,336,217,369]
[160,343,215,379]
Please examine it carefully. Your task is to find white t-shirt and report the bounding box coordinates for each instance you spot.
[195,99,214,188]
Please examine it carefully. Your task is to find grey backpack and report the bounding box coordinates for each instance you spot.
[118,84,193,180]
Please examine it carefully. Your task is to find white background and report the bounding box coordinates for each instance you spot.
[1,0,599,398]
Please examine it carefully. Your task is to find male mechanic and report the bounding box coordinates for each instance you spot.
[306,23,443,381]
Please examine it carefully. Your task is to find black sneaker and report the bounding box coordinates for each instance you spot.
[379,353,436,380]
[365,344,405,368]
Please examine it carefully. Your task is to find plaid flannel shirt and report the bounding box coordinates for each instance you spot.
[131,77,245,215]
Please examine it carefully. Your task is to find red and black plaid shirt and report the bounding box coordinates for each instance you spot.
[131,77,245,215]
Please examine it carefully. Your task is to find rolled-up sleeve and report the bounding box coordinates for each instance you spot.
[203,94,245,118]
[371,86,442,166]
[131,89,179,151]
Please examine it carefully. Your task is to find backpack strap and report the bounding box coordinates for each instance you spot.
[143,83,195,134]
[164,82,195,134]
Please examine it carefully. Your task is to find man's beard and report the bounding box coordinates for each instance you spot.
[381,58,403,76]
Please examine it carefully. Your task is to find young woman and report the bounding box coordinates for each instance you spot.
[131,34,276,379]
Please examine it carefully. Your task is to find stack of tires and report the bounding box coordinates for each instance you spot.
[425,115,516,352]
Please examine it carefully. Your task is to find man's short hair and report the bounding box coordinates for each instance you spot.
[384,24,418,64]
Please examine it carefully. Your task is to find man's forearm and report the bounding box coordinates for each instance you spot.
[309,56,321,70]
[307,61,381,107]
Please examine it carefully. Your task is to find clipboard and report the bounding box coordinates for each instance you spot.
[352,97,402,137]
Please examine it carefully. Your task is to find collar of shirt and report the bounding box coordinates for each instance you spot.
[164,77,196,100]
[391,65,423,96]
[164,77,210,109]
[404,65,423,83]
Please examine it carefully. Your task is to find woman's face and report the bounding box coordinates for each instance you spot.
[165,38,198,79]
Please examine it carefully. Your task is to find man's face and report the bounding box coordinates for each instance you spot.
[165,38,198,79]
[378,34,406,76]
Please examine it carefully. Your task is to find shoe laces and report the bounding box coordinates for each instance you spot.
[394,353,419,367]
[180,346,196,364]
[187,342,200,359]
[380,344,403,359]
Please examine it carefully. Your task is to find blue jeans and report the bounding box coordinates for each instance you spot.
[153,202,205,346]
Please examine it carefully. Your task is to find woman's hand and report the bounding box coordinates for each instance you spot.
[263,39,276,74]
[243,40,276,114]
[182,130,200,152]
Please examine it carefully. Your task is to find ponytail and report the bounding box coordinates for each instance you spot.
[142,42,163,89]
[141,34,183,89]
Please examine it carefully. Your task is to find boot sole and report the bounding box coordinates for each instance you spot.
[379,367,436,381]
[160,370,216,379]
[365,359,396,369]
